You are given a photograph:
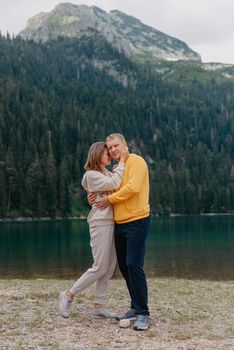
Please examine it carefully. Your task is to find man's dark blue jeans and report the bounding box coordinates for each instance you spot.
[114,216,150,316]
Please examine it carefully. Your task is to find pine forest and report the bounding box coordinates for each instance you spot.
[0,34,234,218]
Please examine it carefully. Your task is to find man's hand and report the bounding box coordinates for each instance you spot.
[87,192,96,206]
[95,195,110,209]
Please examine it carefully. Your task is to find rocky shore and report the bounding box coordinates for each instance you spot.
[0,278,233,349]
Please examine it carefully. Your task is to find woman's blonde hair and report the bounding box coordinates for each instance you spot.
[84,142,107,171]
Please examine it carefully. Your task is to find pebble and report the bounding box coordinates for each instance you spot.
[119,319,131,328]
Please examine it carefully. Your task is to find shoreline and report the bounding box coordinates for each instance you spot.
[1,212,234,223]
[0,216,87,223]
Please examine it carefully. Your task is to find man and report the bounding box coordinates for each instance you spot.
[95,133,150,331]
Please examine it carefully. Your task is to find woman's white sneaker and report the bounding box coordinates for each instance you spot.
[90,307,118,319]
[58,291,73,318]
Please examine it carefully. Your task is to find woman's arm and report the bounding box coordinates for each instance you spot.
[87,162,125,192]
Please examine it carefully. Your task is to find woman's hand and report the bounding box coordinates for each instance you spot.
[120,146,129,163]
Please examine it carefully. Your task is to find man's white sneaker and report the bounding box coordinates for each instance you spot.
[116,308,137,321]
[90,307,118,319]
[133,315,149,330]
[58,291,73,318]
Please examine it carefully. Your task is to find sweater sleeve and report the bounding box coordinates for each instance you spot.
[86,162,125,192]
[108,156,147,204]
[81,173,88,191]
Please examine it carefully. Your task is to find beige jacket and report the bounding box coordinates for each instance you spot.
[81,162,124,226]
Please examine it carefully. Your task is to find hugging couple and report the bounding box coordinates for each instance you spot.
[58,133,150,331]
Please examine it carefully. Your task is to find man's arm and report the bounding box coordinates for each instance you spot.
[95,156,147,208]
[87,192,96,205]
[108,156,147,204]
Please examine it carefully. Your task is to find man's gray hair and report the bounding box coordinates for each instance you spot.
[106,133,127,143]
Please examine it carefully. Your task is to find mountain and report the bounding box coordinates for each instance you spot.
[19,2,201,63]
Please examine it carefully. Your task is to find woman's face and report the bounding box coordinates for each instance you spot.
[100,148,111,168]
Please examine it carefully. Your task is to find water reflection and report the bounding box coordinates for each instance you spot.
[0,220,92,278]
[0,216,233,279]
[146,216,234,279]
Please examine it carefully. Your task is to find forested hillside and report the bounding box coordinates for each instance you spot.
[0,34,234,218]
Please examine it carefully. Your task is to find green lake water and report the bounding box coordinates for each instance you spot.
[0,216,233,279]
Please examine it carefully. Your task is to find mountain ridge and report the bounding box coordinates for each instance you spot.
[19,2,201,63]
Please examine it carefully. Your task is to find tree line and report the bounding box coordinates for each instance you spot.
[0,34,234,217]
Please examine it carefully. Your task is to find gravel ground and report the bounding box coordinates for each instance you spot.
[0,278,233,350]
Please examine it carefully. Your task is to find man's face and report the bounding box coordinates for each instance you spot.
[106,137,127,161]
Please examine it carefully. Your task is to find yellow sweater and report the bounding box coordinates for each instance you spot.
[108,154,150,223]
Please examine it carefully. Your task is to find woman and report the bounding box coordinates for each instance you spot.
[59,141,128,318]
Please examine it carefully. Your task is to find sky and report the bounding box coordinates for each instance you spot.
[0,0,234,64]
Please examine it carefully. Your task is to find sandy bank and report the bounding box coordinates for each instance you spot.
[0,278,233,349]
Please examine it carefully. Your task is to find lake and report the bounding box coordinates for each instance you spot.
[0,216,233,280]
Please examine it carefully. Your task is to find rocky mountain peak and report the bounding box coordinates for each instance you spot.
[19,2,201,63]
